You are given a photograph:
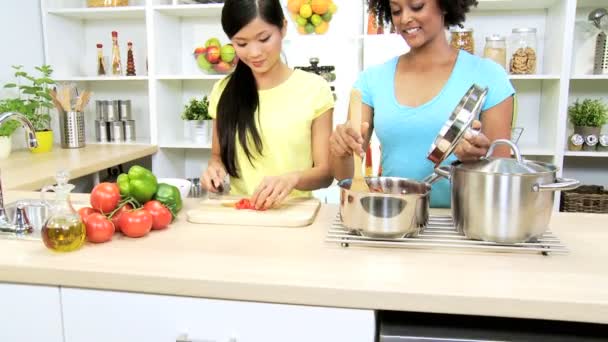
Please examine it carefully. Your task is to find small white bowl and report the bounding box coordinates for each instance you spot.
[157,178,192,199]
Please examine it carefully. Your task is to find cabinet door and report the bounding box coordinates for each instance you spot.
[62,287,375,342]
[0,283,63,342]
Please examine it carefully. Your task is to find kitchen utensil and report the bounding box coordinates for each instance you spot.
[49,89,67,114]
[186,197,321,227]
[434,139,580,244]
[589,8,608,75]
[338,177,430,238]
[427,84,488,167]
[348,88,368,192]
[59,111,86,149]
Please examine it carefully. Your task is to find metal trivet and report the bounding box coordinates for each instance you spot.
[327,214,568,255]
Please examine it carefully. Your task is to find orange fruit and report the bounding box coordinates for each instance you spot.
[287,0,303,14]
[297,25,307,34]
[314,20,329,34]
[311,0,329,15]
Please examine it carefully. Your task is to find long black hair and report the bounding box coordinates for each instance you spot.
[368,0,478,29]
[217,0,285,178]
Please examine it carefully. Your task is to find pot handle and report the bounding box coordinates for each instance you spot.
[423,166,451,185]
[486,139,523,162]
[533,178,580,192]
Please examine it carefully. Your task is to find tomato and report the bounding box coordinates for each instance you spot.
[110,203,133,233]
[143,200,172,230]
[119,209,153,238]
[235,198,265,211]
[90,182,121,214]
[78,207,98,223]
[84,213,115,243]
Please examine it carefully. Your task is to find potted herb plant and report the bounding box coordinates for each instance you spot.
[568,98,608,138]
[181,96,212,145]
[2,65,56,153]
[0,100,21,159]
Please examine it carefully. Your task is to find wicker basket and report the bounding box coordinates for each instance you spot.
[560,185,608,214]
[87,0,129,7]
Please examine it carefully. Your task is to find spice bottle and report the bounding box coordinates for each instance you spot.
[509,28,537,74]
[450,28,475,54]
[483,35,506,69]
[96,43,107,76]
[111,31,122,76]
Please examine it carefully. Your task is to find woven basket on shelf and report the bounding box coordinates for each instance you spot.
[87,0,129,7]
[560,185,608,214]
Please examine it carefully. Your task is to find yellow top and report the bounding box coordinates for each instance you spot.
[209,69,334,197]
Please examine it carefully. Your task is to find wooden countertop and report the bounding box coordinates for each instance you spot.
[0,144,158,190]
[1,191,607,324]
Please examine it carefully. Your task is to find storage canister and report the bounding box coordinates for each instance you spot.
[95,120,109,142]
[450,28,474,54]
[59,111,86,149]
[599,134,608,151]
[509,28,537,74]
[483,35,506,69]
[95,100,108,121]
[119,100,132,121]
[124,120,136,142]
[104,100,120,121]
[109,121,125,142]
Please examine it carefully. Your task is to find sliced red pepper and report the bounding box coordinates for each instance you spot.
[234,198,266,211]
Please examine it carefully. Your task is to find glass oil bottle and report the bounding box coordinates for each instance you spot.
[40,170,86,252]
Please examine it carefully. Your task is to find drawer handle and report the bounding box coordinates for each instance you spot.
[176,333,237,342]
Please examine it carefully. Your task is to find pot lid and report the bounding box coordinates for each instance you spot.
[456,139,556,174]
[427,84,488,167]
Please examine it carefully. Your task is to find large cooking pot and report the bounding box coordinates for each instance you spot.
[435,139,580,244]
[338,177,430,238]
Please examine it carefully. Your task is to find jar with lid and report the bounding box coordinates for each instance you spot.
[483,35,507,69]
[450,28,474,54]
[509,28,538,75]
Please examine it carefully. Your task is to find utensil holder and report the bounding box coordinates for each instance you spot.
[594,32,608,75]
[59,111,86,149]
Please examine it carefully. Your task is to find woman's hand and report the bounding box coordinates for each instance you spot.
[454,120,491,162]
[251,173,300,210]
[201,159,227,193]
[329,121,369,158]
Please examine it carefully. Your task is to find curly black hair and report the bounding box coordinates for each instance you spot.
[368,0,478,28]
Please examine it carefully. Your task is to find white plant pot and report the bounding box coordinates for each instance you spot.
[189,120,212,145]
[0,136,12,159]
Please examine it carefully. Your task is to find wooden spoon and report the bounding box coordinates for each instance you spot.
[348,88,369,192]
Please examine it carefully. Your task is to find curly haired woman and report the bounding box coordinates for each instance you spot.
[330,0,515,207]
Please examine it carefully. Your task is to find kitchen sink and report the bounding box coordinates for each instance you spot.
[0,200,88,241]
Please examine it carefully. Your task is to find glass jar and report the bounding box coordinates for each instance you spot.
[509,28,538,75]
[483,35,507,69]
[450,28,475,54]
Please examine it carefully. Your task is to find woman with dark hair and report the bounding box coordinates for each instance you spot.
[202,0,334,210]
[330,0,515,208]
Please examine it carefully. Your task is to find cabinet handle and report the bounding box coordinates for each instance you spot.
[176,333,238,342]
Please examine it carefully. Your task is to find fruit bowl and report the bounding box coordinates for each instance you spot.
[193,38,238,75]
[286,0,338,35]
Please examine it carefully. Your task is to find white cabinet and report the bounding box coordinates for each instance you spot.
[0,283,63,342]
[61,287,375,342]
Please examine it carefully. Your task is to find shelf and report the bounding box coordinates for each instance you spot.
[577,0,608,8]
[47,6,146,20]
[564,151,608,158]
[474,0,559,11]
[54,76,149,82]
[160,140,211,149]
[509,75,561,80]
[570,75,608,80]
[519,147,556,156]
[156,74,225,80]
[153,4,223,18]
[88,139,152,146]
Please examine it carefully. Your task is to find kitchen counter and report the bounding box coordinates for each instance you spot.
[0,191,607,325]
[0,144,158,190]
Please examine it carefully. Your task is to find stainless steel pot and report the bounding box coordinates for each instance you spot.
[435,140,580,244]
[338,177,430,238]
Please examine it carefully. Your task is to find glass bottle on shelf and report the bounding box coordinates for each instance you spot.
[40,170,86,253]
[126,41,136,76]
[450,28,475,54]
[483,35,507,70]
[111,30,122,76]
[509,28,538,75]
[96,43,107,76]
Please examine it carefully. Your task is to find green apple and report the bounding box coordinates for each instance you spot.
[296,15,307,27]
[197,54,213,72]
[321,12,332,22]
[220,44,236,63]
[205,37,221,48]
[305,23,315,34]
[311,14,322,27]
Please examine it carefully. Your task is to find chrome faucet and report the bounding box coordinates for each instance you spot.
[0,112,39,233]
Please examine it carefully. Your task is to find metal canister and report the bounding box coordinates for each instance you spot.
[104,100,120,121]
[119,100,132,121]
[568,134,584,151]
[95,100,108,121]
[124,120,136,142]
[109,121,125,142]
[599,134,608,151]
[584,134,599,151]
[95,120,109,142]
[59,111,86,149]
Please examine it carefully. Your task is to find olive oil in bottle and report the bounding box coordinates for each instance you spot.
[40,170,86,252]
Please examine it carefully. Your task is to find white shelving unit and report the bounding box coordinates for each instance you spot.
[40,0,608,202]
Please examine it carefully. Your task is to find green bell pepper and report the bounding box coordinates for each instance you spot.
[154,183,183,218]
[117,165,158,204]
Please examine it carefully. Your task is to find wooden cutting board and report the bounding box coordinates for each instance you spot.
[186,197,321,227]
